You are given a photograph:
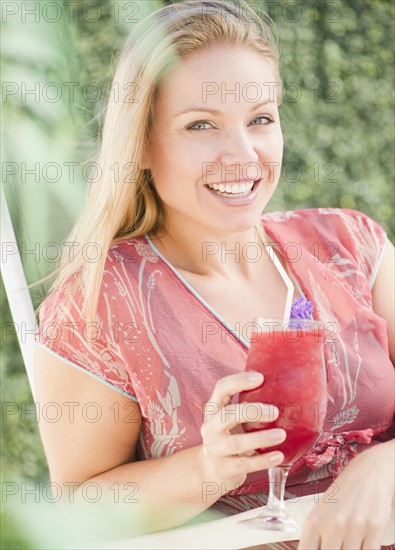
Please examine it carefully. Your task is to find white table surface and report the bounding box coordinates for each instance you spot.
[82,494,395,550]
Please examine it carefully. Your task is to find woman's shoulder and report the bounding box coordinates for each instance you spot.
[261,207,387,285]
[261,207,387,243]
[39,235,156,309]
[262,206,380,225]
[107,235,159,268]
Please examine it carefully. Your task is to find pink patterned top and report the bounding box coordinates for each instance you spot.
[37,208,394,514]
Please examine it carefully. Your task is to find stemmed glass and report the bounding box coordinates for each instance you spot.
[238,318,327,531]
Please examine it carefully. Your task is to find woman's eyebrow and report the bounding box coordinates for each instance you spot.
[174,100,274,118]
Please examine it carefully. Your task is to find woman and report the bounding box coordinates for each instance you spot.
[35,0,394,548]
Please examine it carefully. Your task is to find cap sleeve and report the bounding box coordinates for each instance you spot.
[339,209,388,288]
[36,272,137,402]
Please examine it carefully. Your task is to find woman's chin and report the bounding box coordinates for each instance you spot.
[202,215,263,236]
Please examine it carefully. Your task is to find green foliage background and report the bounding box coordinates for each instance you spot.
[1,0,394,547]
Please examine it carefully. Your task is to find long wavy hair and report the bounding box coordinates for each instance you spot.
[35,0,281,330]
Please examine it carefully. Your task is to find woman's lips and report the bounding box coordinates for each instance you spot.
[204,179,261,207]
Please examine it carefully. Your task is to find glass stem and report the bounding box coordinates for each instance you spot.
[266,465,291,516]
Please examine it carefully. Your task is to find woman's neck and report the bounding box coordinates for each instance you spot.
[148,215,267,281]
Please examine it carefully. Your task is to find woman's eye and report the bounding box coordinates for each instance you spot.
[186,116,274,131]
[186,121,213,131]
[249,115,274,126]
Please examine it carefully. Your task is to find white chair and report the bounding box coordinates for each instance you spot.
[1,184,37,399]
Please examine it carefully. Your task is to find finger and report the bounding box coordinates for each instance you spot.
[342,538,363,550]
[345,518,385,550]
[206,428,286,457]
[362,515,387,550]
[320,529,343,550]
[207,372,264,411]
[241,449,255,457]
[238,401,280,426]
[341,526,363,550]
[298,533,320,550]
[298,518,321,550]
[221,450,285,479]
[362,533,382,550]
[205,402,279,434]
[340,515,386,550]
[298,530,321,550]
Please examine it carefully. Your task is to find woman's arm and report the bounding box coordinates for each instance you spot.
[299,439,394,550]
[34,346,285,536]
[372,237,395,363]
[299,237,395,549]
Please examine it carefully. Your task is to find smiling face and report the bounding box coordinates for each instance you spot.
[144,44,283,237]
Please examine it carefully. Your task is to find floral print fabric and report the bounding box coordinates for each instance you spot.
[37,208,394,514]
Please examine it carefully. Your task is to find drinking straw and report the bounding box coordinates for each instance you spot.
[255,223,294,320]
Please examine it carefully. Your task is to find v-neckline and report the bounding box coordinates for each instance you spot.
[144,230,305,350]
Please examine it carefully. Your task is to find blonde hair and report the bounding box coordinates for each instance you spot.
[35,0,281,330]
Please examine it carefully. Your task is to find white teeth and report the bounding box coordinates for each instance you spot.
[207,181,255,195]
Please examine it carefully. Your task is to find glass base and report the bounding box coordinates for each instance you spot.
[238,507,300,532]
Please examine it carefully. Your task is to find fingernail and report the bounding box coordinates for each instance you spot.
[260,403,278,419]
[269,452,283,463]
[248,372,263,382]
[270,429,285,441]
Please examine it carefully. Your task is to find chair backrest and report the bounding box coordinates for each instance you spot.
[1,185,37,399]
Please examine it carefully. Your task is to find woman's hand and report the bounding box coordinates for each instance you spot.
[299,440,394,550]
[199,371,286,493]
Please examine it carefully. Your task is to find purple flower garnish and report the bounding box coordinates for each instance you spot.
[290,296,313,320]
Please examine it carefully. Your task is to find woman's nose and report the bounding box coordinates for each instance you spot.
[217,129,260,179]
